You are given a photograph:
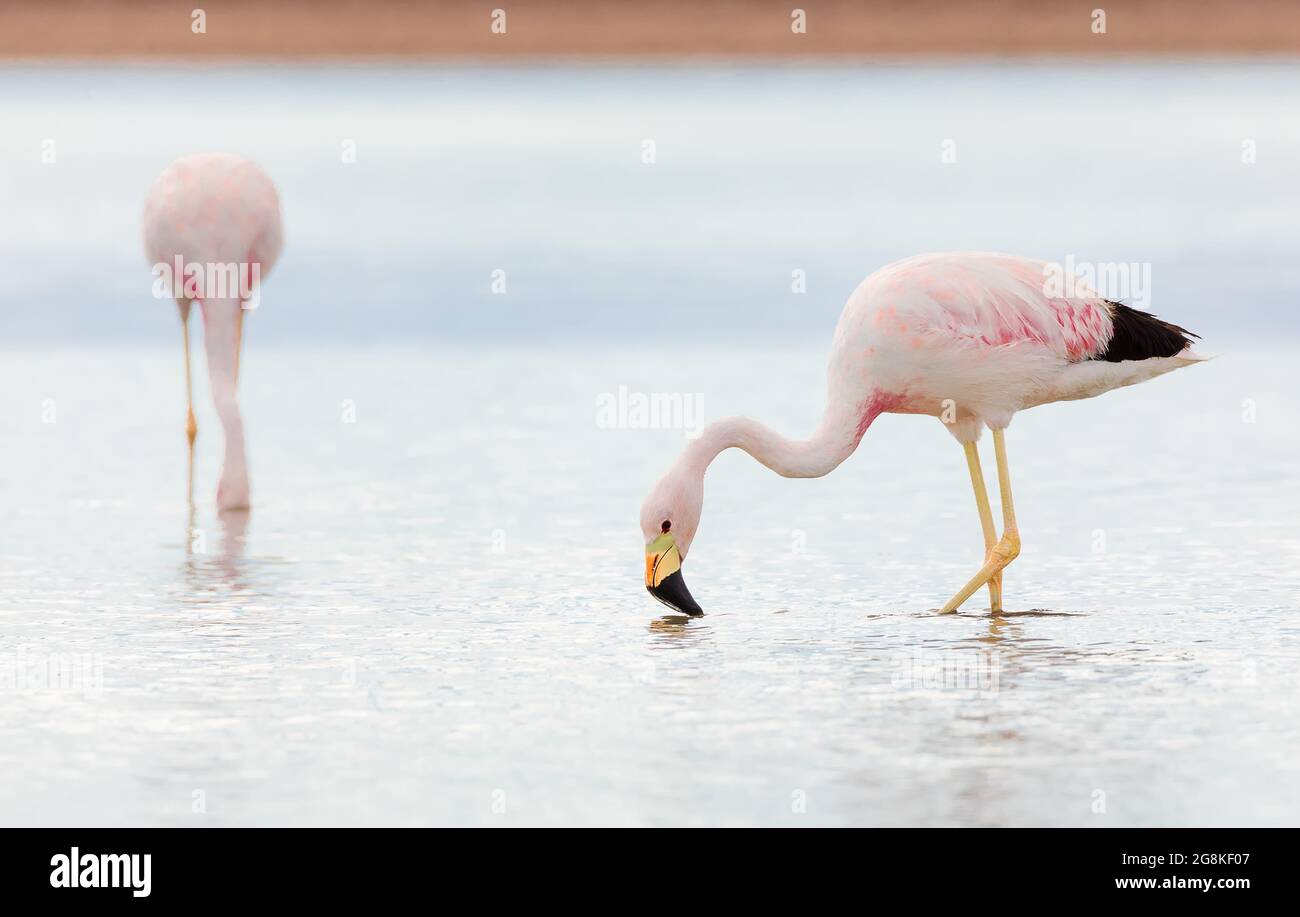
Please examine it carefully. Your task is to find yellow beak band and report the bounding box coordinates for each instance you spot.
[645,532,681,588]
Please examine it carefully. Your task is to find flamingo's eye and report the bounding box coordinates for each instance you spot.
[661,520,671,533]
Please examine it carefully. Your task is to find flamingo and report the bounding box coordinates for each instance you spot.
[143,154,283,511]
[641,252,1203,617]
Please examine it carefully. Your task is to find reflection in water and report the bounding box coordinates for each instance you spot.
[4,336,1299,824]
[216,508,250,580]
[647,614,712,646]
[967,610,1093,685]
[183,507,253,596]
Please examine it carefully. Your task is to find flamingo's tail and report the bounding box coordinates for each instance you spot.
[199,297,250,510]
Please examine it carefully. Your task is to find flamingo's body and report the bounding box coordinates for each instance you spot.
[642,252,1203,616]
[143,153,282,511]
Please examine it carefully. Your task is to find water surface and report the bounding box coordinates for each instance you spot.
[1,345,1296,826]
[1,61,1298,825]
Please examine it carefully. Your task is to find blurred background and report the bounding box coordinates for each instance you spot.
[2,0,1299,346]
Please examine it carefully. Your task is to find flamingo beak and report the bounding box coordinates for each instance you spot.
[644,533,703,617]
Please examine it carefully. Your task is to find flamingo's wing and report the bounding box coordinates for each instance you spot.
[870,252,1114,361]
[1095,303,1199,362]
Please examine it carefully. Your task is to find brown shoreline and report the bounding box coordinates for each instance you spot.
[3,0,1300,58]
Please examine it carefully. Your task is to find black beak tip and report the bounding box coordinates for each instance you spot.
[646,570,704,617]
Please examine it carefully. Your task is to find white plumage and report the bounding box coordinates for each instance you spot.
[143,153,283,511]
[641,251,1204,617]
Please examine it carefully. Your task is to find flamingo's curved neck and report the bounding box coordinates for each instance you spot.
[682,392,889,480]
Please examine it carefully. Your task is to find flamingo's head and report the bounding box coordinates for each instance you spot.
[639,468,704,617]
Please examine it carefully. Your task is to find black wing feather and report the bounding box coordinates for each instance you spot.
[1096,302,1199,363]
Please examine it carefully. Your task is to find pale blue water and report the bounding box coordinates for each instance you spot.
[2,61,1299,345]
[1,63,1299,826]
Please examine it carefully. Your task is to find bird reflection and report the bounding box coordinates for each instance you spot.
[183,506,252,593]
[922,608,1100,822]
[649,613,696,635]
[647,613,715,647]
[216,508,250,578]
[966,608,1089,668]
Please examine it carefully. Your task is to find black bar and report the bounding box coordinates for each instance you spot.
[0,828,1287,903]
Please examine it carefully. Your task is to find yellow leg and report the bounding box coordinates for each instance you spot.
[182,310,197,512]
[940,429,1021,613]
[183,316,197,446]
[962,441,1002,613]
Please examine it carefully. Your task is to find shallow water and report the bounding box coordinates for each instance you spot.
[1,345,1297,826]
[2,60,1299,825]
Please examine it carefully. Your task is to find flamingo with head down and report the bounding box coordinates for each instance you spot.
[143,153,283,511]
[641,251,1203,617]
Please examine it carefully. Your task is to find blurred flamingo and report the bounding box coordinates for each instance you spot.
[143,153,282,511]
[641,252,1203,617]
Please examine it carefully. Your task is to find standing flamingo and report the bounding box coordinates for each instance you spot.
[641,252,1203,617]
[143,154,282,511]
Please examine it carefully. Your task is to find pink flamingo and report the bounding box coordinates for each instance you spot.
[143,154,282,511]
[641,252,1203,617]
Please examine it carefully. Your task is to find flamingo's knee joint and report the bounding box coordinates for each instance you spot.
[991,532,1020,567]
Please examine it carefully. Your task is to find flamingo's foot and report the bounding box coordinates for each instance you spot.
[940,532,1020,614]
[216,468,250,512]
